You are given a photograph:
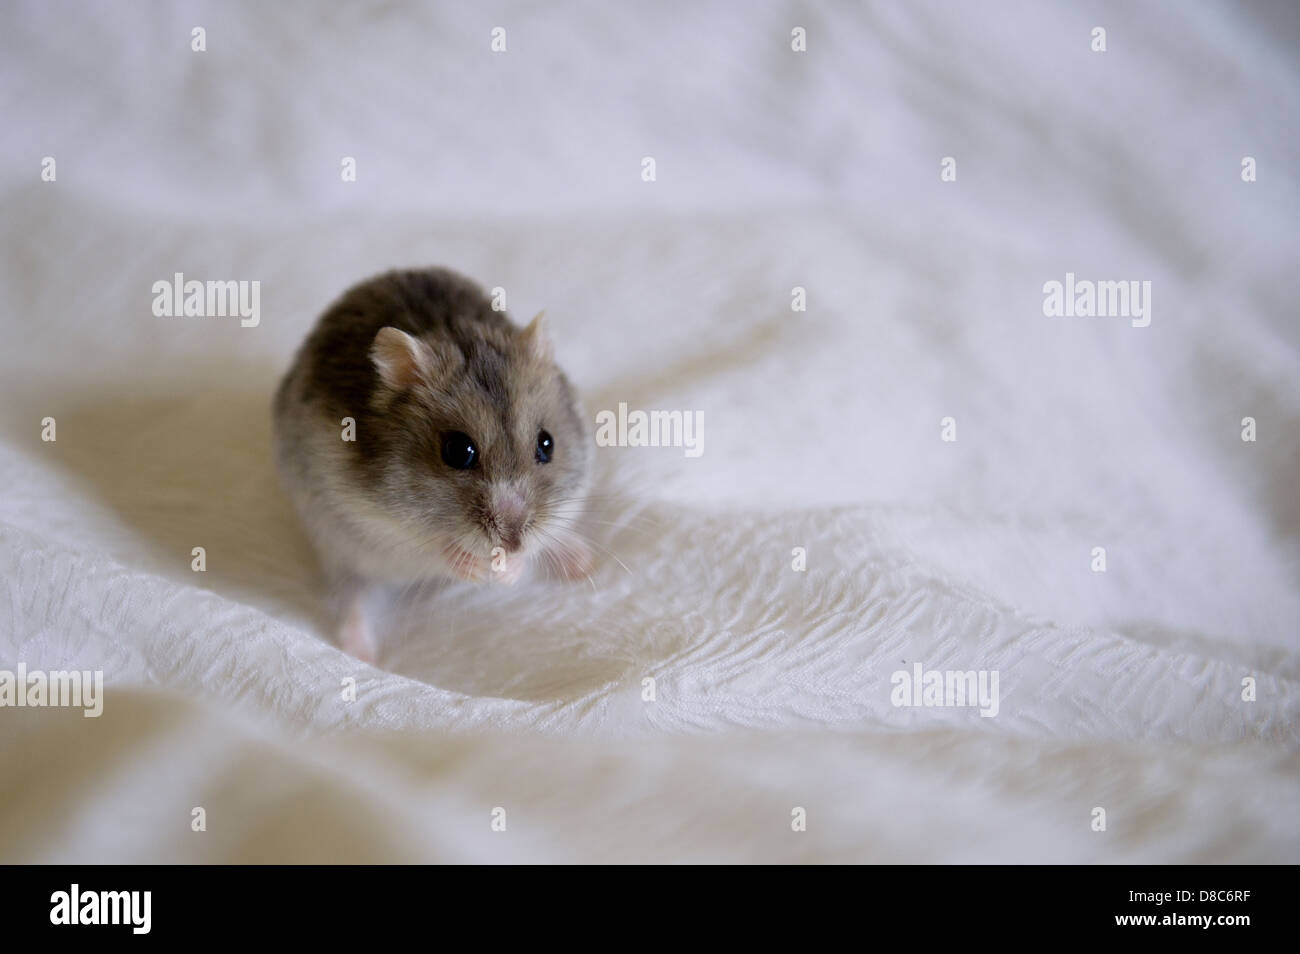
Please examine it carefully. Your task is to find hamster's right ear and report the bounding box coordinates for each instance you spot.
[371,327,428,392]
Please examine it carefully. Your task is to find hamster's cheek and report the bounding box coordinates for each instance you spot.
[441,543,489,582]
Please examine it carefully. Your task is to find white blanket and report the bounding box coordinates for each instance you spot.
[2,0,1297,863]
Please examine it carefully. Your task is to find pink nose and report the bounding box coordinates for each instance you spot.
[489,491,528,552]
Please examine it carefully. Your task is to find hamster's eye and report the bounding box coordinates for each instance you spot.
[441,431,478,470]
[535,429,554,464]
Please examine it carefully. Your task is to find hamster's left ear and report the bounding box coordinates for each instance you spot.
[371,326,429,392]
[519,310,554,362]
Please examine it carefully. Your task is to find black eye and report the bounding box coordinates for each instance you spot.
[535,429,554,464]
[441,431,478,470]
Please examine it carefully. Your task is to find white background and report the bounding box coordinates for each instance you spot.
[1,0,1297,861]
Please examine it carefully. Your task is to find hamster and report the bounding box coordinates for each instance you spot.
[272,267,594,662]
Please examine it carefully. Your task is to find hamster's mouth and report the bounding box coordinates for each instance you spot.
[441,542,527,585]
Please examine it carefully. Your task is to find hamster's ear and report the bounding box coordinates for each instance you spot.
[371,327,428,392]
[519,310,553,362]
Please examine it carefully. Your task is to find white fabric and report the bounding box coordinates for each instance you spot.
[1,0,1297,862]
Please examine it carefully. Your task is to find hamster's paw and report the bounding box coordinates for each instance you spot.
[339,597,377,664]
[488,550,527,585]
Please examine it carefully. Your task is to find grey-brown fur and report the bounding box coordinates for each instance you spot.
[272,267,593,657]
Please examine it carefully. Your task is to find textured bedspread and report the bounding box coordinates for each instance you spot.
[1,0,1297,862]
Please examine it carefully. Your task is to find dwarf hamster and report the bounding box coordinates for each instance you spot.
[273,267,593,661]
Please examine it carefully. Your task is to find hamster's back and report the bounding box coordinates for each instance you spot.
[275,267,509,423]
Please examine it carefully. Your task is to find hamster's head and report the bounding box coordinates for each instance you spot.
[364,312,591,582]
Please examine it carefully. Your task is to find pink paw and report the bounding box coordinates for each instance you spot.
[488,548,527,585]
[339,599,376,664]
